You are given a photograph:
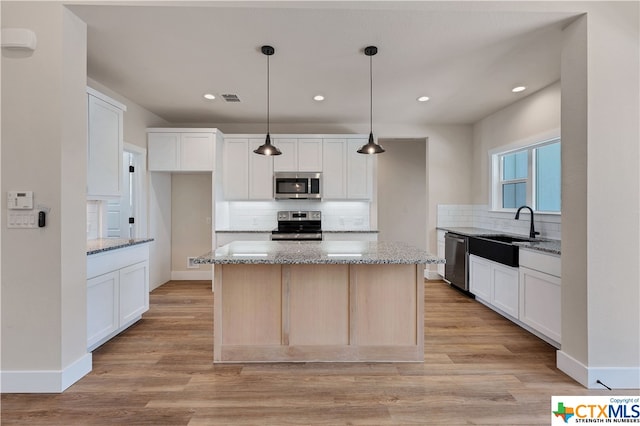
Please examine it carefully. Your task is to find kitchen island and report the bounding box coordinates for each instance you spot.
[195,240,444,363]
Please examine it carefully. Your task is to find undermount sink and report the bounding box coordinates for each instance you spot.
[468,235,525,267]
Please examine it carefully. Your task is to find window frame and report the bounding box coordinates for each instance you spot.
[490,135,561,214]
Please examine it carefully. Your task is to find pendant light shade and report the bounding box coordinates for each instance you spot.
[254,45,281,156]
[358,45,385,155]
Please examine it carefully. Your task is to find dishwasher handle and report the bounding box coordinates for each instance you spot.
[445,234,466,244]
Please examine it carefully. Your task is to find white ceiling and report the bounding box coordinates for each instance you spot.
[69,2,577,126]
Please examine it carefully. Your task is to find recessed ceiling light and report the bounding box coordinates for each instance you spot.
[417,96,430,102]
[313,95,325,101]
[203,93,216,100]
[512,86,526,93]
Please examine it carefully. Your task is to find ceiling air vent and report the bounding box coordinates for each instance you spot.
[221,94,241,102]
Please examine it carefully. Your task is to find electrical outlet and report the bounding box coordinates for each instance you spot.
[187,257,200,269]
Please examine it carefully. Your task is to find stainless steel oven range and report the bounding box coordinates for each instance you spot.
[270,210,322,241]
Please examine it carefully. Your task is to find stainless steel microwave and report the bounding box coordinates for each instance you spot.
[274,172,322,200]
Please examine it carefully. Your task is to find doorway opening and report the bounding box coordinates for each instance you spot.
[106,144,147,238]
[376,138,427,251]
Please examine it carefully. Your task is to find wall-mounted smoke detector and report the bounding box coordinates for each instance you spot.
[221,94,241,102]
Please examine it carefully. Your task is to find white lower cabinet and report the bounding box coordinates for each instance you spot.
[87,272,119,349]
[519,249,561,346]
[469,254,519,320]
[87,244,150,351]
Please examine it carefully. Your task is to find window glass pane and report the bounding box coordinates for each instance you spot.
[536,142,561,212]
[502,182,526,209]
[502,151,528,180]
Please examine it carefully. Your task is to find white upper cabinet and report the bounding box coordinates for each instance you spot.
[148,132,179,171]
[249,139,274,200]
[272,139,298,171]
[273,138,323,172]
[87,87,126,199]
[223,138,250,200]
[223,138,274,200]
[347,139,373,199]
[297,139,323,171]
[322,137,374,200]
[221,134,373,201]
[322,138,348,199]
[147,128,218,172]
[180,133,215,171]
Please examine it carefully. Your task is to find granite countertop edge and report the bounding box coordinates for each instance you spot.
[87,238,154,255]
[216,229,379,233]
[195,241,443,265]
[437,226,561,255]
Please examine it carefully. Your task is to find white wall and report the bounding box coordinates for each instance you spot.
[471,81,561,205]
[558,3,640,389]
[171,173,212,279]
[1,3,90,392]
[377,139,426,250]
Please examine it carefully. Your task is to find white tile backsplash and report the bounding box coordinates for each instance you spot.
[217,200,371,231]
[87,201,100,240]
[437,204,561,240]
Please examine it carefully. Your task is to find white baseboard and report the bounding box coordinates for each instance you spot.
[171,270,213,281]
[1,352,92,393]
[424,269,444,280]
[557,350,640,389]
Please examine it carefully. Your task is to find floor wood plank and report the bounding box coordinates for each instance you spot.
[1,279,629,425]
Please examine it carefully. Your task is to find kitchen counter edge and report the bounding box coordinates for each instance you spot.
[437,227,560,255]
[195,240,442,265]
[215,230,379,233]
[87,238,154,255]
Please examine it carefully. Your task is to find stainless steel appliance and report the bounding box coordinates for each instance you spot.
[444,232,469,291]
[274,172,322,200]
[271,210,322,241]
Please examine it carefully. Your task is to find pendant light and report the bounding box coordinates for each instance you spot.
[358,45,385,154]
[254,45,282,156]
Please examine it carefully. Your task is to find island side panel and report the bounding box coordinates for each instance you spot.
[288,264,349,346]
[416,264,425,357]
[353,264,418,346]
[219,264,282,346]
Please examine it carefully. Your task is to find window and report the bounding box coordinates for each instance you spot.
[492,138,561,213]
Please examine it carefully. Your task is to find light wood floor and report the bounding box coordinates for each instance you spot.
[1,280,616,425]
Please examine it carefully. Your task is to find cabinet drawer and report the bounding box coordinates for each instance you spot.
[519,248,561,277]
[87,244,150,278]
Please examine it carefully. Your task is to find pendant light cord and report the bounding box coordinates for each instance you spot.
[267,53,270,135]
[369,53,373,134]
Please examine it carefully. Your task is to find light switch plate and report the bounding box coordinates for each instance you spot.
[8,212,38,228]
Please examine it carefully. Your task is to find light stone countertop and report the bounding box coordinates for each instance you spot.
[194,240,443,265]
[215,229,379,233]
[437,226,561,255]
[87,238,154,255]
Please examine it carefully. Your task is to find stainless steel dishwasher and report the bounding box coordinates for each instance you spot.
[444,232,469,291]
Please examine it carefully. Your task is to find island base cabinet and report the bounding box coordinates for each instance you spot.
[214,263,424,363]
